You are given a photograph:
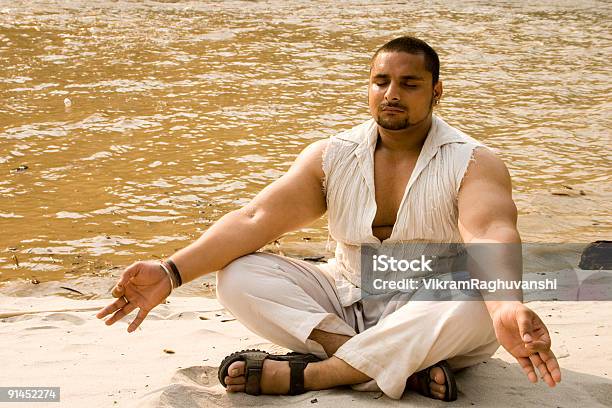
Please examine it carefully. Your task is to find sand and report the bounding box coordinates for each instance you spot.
[1,294,611,408]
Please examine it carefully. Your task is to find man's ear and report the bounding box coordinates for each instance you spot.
[433,80,443,100]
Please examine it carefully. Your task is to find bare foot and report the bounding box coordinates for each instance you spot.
[406,366,447,400]
[224,359,291,394]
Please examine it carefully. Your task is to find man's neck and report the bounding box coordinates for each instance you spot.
[375,114,433,155]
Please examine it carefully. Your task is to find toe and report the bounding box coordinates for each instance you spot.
[430,381,445,394]
[430,367,446,385]
[432,390,446,400]
[225,375,246,385]
[226,384,246,393]
[429,367,446,399]
[227,361,245,377]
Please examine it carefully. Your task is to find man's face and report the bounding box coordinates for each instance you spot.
[368,51,440,131]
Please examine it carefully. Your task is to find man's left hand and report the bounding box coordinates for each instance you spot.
[491,302,562,386]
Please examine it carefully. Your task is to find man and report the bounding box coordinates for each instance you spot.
[97,36,561,401]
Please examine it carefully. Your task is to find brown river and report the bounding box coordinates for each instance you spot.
[0,0,610,298]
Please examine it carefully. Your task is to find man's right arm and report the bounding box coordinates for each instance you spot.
[169,139,329,284]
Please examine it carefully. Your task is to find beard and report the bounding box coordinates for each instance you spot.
[374,114,411,130]
[374,96,435,130]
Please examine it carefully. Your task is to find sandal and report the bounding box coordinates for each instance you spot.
[411,360,458,401]
[218,349,321,395]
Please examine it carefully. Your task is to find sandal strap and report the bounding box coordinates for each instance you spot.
[244,351,268,395]
[416,367,433,398]
[288,360,308,395]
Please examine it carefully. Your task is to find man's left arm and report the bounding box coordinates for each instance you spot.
[458,146,562,387]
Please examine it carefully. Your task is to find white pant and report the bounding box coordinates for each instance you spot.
[216,252,499,399]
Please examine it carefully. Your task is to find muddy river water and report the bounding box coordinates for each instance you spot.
[0,0,610,297]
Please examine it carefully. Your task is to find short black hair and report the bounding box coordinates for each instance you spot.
[371,36,440,85]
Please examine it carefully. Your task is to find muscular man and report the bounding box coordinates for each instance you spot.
[97,36,561,401]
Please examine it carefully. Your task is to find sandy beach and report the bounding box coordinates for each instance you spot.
[1,294,610,407]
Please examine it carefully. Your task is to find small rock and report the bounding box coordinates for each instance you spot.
[31,278,40,284]
[310,398,318,403]
[303,256,325,262]
[579,241,611,269]
[551,185,584,197]
[64,97,72,107]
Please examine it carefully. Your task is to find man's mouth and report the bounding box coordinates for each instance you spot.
[381,106,405,113]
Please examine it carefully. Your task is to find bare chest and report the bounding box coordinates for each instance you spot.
[371,152,418,240]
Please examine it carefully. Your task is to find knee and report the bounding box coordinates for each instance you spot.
[216,253,259,308]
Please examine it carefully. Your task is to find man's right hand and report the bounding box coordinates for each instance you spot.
[96,261,172,333]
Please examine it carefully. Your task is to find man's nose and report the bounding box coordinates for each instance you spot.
[384,81,400,101]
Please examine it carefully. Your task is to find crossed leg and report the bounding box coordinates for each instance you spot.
[223,329,451,399]
[216,253,497,400]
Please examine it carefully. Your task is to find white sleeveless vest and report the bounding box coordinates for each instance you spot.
[320,114,485,306]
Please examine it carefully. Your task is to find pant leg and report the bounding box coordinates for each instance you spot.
[216,252,358,359]
[333,299,499,399]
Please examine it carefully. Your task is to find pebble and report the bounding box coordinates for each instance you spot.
[12,165,28,172]
[64,97,72,107]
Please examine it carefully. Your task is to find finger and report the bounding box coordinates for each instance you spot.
[105,302,137,326]
[517,356,538,383]
[112,262,141,297]
[127,308,149,333]
[96,296,129,319]
[540,350,562,383]
[529,354,555,387]
[516,307,534,343]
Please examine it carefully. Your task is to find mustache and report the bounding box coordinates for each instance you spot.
[379,102,407,110]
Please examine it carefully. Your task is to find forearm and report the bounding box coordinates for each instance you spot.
[167,209,278,285]
[465,224,523,317]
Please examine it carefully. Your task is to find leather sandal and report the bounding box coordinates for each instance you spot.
[218,349,321,395]
[411,360,458,401]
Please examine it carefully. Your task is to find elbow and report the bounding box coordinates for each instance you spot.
[234,204,271,230]
[479,223,521,244]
